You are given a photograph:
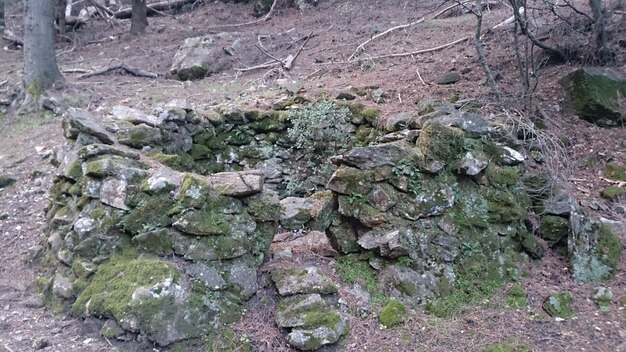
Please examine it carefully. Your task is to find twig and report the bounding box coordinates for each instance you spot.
[432,0,471,19]
[600,177,626,187]
[79,61,158,78]
[0,80,7,88]
[2,31,23,47]
[206,0,278,30]
[62,68,91,74]
[354,35,470,61]
[286,31,313,69]
[235,61,282,73]
[348,18,426,61]
[3,344,16,352]
[255,44,282,64]
[416,67,426,85]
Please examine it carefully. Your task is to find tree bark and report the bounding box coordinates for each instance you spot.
[589,0,611,63]
[130,0,148,35]
[24,0,62,95]
[56,0,67,37]
[1,0,5,30]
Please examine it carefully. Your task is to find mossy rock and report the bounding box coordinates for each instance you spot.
[416,122,465,162]
[559,68,626,127]
[600,186,623,199]
[482,188,528,224]
[172,209,230,236]
[542,291,574,318]
[571,222,622,282]
[379,300,407,328]
[146,151,195,172]
[486,166,519,189]
[604,162,626,181]
[72,253,180,319]
[539,215,570,247]
[505,284,526,309]
[117,194,176,236]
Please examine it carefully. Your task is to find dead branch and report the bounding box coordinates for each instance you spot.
[354,36,470,61]
[79,61,158,79]
[432,0,472,19]
[237,32,312,73]
[288,32,313,69]
[2,31,23,47]
[113,0,195,19]
[206,0,278,30]
[62,68,91,74]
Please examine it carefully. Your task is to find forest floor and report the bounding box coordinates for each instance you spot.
[0,0,625,351]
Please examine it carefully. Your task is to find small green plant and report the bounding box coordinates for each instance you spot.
[392,159,422,196]
[480,339,531,352]
[461,240,481,257]
[285,101,354,195]
[605,162,626,181]
[397,256,414,266]
[335,254,386,304]
[347,192,364,204]
[141,222,161,232]
[505,284,527,309]
[205,327,252,352]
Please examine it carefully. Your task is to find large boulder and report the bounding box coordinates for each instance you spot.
[559,68,626,127]
[170,33,240,81]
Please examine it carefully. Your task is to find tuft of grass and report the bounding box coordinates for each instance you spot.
[335,254,387,304]
[480,339,531,352]
[600,186,623,199]
[425,262,502,318]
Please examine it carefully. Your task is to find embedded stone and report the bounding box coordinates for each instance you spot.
[271,266,338,296]
[207,171,263,196]
[110,105,165,127]
[66,108,116,144]
[459,152,488,176]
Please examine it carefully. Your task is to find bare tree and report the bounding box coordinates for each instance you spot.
[130,0,148,35]
[23,0,62,99]
[588,0,611,62]
[56,0,67,37]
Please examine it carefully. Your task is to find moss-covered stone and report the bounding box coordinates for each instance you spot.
[72,253,180,319]
[542,291,574,318]
[571,222,622,283]
[117,194,175,236]
[559,68,626,127]
[482,188,527,224]
[172,209,230,236]
[379,300,407,328]
[416,122,465,162]
[539,215,570,247]
[505,284,526,308]
[146,151,195,172]
[486,166,519,189]
[605,162,626,181]
[480,340,531,352]
[600,185,623,199]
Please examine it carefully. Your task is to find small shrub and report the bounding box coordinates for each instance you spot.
[379,300,407,328]
[600,186,623,199]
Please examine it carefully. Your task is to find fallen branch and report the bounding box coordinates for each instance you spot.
[2,31,23,47]
[600,177,626,187]
[206,0,277,30]
[113,0,195,19]
[62,68,91,74]
[353,35,470,61]
[79,61,158,78]
[236,32,313,73]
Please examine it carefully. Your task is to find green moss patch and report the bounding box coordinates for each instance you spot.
[379,300,407,328]
[72,253,180,319]
[505,284,526,309]
[335,254,386,303]
[416,122,465,162]
[480,339,531,352]
[605,162,626,181]
[542,291,574,318]
[600,186,623,199]
[117,194,175,236]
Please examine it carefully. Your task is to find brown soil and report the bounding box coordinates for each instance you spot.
[1,0,625,351]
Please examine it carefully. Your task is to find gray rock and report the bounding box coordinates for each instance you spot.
[52,273,73,299]
[568,212,621,282]
[280,192,335,231]
[431,111,491,137]
[32,337,51,350]
[73,217,97,238]
[117,123,163,149]
[66,108,116,144]
[207,170,264,197]
[286,317,348,351]
[367,184,397,212]
[275,294,327,328]
[23,295,45,308]
[100,319,125,338]
[436,72,461,85]
[78,144,140,160]
[385,112,415,132]
[330,141,417,170]
[499,146,525,165]
[170,34,238,81]
[559,67,626,127]
[459,152,488,176]
[99,179,129,210]
[544,193,579,216]
[378,265,436,303]
[110,105,165,127]
[271,266,338,296]
[357,228,414,258]
[185,263,226,291]
[226,262,258,299]
[371,88,385,103]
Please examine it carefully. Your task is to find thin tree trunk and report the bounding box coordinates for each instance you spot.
[1,0,5,30]
[130,0,148,35]
[24,0,62,96]
[474,0,502,102]
[589,0,611,63]
[56,0,66,36]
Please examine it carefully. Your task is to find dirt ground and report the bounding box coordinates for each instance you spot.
[0,0,625,351]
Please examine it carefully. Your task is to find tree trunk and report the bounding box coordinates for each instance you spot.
[589,0,611,63]
[1,0,5,30]
[56,0,67,37]
[130,0,148,35]
[24,0,62,96]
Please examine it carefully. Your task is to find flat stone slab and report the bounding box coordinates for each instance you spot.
[271,266,338,296]
[207,170,264,197]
